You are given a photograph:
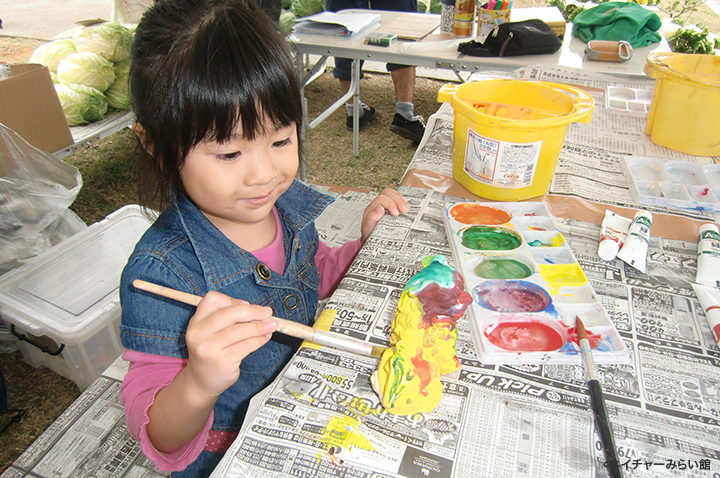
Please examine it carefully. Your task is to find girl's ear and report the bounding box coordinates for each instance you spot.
[132,123,153,155]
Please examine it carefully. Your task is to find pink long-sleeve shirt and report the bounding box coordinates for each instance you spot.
[121,210,361,471]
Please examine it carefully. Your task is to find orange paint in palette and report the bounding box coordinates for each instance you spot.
[443,201,629,365]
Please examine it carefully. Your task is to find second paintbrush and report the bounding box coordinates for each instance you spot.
[577,316,623,478]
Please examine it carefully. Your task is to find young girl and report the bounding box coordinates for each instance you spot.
[118,1,408,476]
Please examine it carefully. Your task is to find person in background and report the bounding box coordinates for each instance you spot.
[119,0,408,476]
[326,0,426,143]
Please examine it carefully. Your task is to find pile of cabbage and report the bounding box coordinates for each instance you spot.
[29,22,134,126]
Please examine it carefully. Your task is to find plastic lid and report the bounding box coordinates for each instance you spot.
[598,239,620,261]
[0,205,152,343]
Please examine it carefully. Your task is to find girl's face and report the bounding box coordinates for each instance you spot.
[179,121,299,243]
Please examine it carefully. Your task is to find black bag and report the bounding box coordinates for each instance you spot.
[458,19,562,57]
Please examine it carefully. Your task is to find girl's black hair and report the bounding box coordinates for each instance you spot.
[131,0,302,210]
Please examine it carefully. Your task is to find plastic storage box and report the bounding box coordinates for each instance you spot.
[0,205,152,390]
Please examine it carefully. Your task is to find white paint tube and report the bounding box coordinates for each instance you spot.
[691,283,720,346]
[696,224,720,288]
[598,210,632,261]
[616,210,653,273]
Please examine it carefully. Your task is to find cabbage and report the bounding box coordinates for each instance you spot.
[279,10,297,36]
[55,83,109,126]
[105,60,131,110]
[291,0,323,19]
[57,52,116,91]
[72,22,134,62]
[29,39,77,72]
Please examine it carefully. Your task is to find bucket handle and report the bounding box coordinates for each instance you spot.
[437,83,458,104]
[645,52,720,88]
[495,81,595,128]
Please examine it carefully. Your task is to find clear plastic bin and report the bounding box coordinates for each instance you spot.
[0,205,152,390]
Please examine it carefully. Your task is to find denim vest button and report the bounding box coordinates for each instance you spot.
[256,263,271,280]
[295,242,301,252]
[283,294,299,310]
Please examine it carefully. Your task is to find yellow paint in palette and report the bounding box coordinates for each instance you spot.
[538,263,588,294]
[527,232,565,247]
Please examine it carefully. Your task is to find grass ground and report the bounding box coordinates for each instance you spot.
[1,1,719,471]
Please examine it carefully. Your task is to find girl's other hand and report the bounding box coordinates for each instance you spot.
[184,291,277,398]
[361,188,409,244]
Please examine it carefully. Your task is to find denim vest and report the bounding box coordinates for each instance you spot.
[119,180,333,475]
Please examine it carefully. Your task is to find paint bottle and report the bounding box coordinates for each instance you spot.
[597,210,632,261]
[441,0,456,33]
[696,223,720,288]
[616,210,652,273]
[692,283,720,345]
[454,0,476,37]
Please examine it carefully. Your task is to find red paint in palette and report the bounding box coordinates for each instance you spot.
[450,203,511,225]
[484,316,566,352]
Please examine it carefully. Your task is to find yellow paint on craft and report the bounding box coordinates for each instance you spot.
[538,263,588,294]
[322,415,375,451]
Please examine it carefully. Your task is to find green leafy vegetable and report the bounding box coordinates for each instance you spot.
[670,27,716,54]
[72,22,134,62]
[105,60,131,110]
[291,0,324,19]
[29,39,77,73]
[279,10,297,36]
[55,83,109,126]
[57,52,116,92]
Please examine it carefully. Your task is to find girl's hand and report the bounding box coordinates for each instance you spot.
[361,188,409,244]
[183,291,277,398]
[146,291,277,453]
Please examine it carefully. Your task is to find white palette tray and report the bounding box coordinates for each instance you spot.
[443,201,629,365]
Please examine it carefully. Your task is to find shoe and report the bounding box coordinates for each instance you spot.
[390,113,425,143]
[346,104,377,131]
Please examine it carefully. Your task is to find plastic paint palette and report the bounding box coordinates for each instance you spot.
[605,86,653,118]
[443,201,629,364]
[622,156,720,212]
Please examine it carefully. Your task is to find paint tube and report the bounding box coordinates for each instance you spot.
[691,283,720,345]
[597,210,632,261]
[696,224,720,288]
[616,210,652,273]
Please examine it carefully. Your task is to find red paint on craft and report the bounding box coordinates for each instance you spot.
[450,203,511,225]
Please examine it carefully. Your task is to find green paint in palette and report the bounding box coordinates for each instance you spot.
[475,257,533,279]
[460,226,521,251]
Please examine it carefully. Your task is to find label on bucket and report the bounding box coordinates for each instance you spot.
[464,129,542,189]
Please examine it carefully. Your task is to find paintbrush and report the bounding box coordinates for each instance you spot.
[132,279,385,358]
[576,316,623,478]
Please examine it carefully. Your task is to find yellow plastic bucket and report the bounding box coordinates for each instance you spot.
[644,52,720,157]
[437,79,594,201]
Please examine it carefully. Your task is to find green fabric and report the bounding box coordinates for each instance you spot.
[572,2,662,47]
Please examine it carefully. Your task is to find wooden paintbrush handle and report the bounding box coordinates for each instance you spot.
[132,279,374,357]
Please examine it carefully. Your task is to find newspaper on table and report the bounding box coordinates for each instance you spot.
[212,183,720,477]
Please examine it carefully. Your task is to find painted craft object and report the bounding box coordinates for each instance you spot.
[443,201,629,365]
[622,156,720,213]
[371,255,472,415]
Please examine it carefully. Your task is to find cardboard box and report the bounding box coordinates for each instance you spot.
[0,64,74,154]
